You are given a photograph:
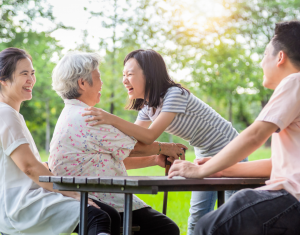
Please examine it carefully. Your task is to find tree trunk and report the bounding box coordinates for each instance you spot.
[228,95,232,123]
[169,134,173,143]
[110,92,115,114]
[45,100,50,153]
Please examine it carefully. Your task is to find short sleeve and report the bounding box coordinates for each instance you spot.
[161,87,189,114]
[256,75,300,132]
[89,124,137,161]
[0,107,29,156]
[137,107,151,121]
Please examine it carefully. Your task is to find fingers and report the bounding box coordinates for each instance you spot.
[194,157,211,165]
[176,144,188,150]
[88,121,103,126]
[82,110,99,117]
[88,199,100,209]
[167,157,175,163]
[168,170,180,178]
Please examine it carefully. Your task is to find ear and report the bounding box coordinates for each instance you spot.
[0,80,7,87]
[77,78,87,91]
[277,51,287,67]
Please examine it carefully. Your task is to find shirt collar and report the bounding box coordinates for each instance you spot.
[64,99,90,108]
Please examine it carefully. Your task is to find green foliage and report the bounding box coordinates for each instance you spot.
[3,30,64,150]
[2,0,300,150]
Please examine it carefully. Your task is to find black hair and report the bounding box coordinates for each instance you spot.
[124,49,189,110]
[0,47,32,92]
[272,20,300,69]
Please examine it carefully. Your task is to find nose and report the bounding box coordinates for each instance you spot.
[123,76,128,84]
[28,74,35,83]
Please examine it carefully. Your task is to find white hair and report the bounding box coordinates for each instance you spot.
[52,51,101,99]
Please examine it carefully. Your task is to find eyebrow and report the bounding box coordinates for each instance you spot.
[20,70,35,73]
[123,70,134,73]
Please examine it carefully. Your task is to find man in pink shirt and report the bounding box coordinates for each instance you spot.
[169,20,300,234]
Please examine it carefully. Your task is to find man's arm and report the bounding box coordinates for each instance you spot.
[194,158,272,178]
[169,121,277,178]
[221,159,272,178]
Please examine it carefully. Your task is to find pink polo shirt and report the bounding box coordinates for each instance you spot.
[256,73,300,200]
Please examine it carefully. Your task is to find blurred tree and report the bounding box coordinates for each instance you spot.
[3,31,63,152]
[0,0,69,152]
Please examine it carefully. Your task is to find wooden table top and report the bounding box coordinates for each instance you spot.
[40,176,268,187]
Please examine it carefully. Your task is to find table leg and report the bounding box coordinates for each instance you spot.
[163,191,168,215]
[79,191,88,235]
[123,193,133,235]
[217,191,225,208]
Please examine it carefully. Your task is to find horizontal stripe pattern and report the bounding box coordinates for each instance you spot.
[137,87,238,157]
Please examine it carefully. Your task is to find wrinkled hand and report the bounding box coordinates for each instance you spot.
[161,143,188,160]
[194,158,222,178]
[155,154,168,168]
[82,106,115,126]
[168,160,202,178]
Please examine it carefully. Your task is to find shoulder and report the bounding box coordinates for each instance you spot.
[164,86,189,100]
[278,73,300,89]
[0,104,22,125]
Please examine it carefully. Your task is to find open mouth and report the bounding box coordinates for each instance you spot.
[23,87,32,92]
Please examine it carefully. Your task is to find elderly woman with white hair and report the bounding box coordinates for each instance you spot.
[49,51,185,235]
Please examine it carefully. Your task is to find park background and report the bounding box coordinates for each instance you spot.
[1,0,300,234]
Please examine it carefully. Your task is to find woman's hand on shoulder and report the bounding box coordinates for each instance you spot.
[161,143,188,160]
[82,107,116,126]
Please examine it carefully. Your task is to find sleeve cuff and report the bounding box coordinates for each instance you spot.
[256,116,283,133]
[4,138,29,156]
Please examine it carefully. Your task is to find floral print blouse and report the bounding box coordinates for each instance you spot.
[49,99,148,212]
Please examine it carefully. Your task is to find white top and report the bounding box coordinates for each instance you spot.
[0,102,79,235]
[49,99,148,212]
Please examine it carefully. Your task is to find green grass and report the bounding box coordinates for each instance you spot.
[40,148,271,235]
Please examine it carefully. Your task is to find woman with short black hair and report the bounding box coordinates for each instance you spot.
[0,47,110,235]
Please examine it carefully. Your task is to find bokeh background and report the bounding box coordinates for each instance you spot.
[1,0,299,233]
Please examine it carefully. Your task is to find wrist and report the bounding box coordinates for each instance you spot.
[153,155,159,166]
[156,142,162,155]
[110,114,118,125]
[160,142,169,155]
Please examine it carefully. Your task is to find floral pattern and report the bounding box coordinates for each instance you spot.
[49,99,148,212]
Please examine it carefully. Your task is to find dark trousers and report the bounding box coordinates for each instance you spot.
[194,189,300,235]
[74,199,179,235]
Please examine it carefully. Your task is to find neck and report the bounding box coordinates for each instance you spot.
[0,96,21,112]
[77,96,95,107]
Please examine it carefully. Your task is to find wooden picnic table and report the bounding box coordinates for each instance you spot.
[39,176,267,235]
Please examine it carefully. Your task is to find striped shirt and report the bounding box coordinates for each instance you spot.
[137,87,239,157]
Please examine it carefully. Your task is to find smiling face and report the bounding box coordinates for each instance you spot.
[84,69,103,106]
[261,42,284,89]
[0,58,36,104]
[123,58,146,100]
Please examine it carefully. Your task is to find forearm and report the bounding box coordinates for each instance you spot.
[221,159,272,178]
[123,156,156,170]
[112,117,157,144]
[129,141,160,157]
[11,144,78,199]
[199,122,277,178]
[26,163,78,198]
